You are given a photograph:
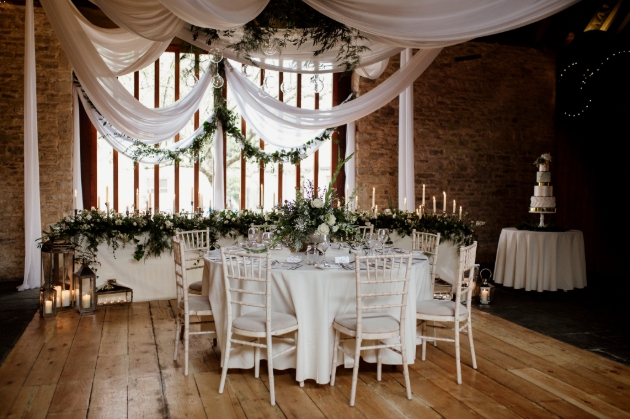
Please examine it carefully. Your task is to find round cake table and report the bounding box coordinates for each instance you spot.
[494,227,587,292]
[201,248,432,384]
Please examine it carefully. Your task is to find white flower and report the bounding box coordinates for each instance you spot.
[393,213,397,219]
[542,153,552,162]
[311,198,324,208]
[91,206,95,210]
[133,222,137,226]
[326,214,336,226]
[332,225,339,232]
[317,223,330,235]
[224,220,228,224]
[85,214,92,221]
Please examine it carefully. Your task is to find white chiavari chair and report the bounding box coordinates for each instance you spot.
[176,228,211,294]
[412,230,441,345]
[172,237,216,376]
[415,241,478,384]
[330,253,413,406]
[218,249,299,406]
[352,225,374,239]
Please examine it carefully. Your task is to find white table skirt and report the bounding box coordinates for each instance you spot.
[494,228,587,291]
[202,248,432,384]
[94,233,457,302]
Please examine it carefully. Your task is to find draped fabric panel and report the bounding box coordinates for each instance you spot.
[225,48,442,129]
[20,0,41,291]
[90,0,184,42]
[41,0,214,143]
[303,0,579,48]
[73,1,170,76]
[72,92,84,211]
[159,0,269,30]
[355,59,389,80]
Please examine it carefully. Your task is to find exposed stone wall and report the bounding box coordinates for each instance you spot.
[354,43,557,265]
[0,4,73,281]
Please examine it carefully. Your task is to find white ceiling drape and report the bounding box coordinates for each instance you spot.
[158,0,269,30]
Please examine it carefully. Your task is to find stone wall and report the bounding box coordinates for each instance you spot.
[354,43,557,265]
[0,4,73,281]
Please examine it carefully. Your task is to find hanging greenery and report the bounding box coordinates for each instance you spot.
[190,0,370,73]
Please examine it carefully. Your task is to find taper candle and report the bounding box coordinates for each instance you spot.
[422,184,425,207]
[372,187,375,208]
[97,196,100,209]
[272,192,276,206]
[105,186,109,206]
[260,184,264,207]
[433,196,436,213]
[191,188,194,202]
[443,192,446,212]
[453,200,456,214]
[73,189,77,210]
[135,189,139,209]
[459,205,462,220]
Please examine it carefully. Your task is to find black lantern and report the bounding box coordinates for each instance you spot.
[41,240,75,310]
[96,279,133,306]
[73,263,97,314]
[40,285,57,318]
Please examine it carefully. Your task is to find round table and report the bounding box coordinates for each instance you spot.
[201,248,431,384]
[494,228,587,292]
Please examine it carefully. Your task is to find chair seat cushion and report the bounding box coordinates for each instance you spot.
[334,312,400,334]
[232,311,298,333]
[416,300,468,321]
[179,295,212,313]
[188,281,203,293]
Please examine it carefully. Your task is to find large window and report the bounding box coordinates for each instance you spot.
[94,48,337,213]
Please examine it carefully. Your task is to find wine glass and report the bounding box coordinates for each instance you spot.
[377,228,388,253]
[261,231,273,248]
[247,227,259,247]
[365,233,377,256]
[317,234,330,266]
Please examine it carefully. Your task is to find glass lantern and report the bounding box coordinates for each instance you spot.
[40,285,57,318]
[96,279,133,306]
[478,268,495,305]
[433,275,453,300]
[73,263,97,314]
[41,240,75,311]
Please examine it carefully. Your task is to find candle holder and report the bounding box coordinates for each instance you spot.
[40,284,57,318]
[74,262,97,314]
[96,279,133,307]
[477,268,495,305]
[41,239,75,312]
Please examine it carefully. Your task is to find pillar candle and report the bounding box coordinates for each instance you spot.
[73,189,77,210]
[422,184,425,207]
[45,300,53,314]
[403,197,407,212]
[453,200,456,214]
[61,290,71,307]
[54,285,62,307]
[443,192,446,212]
[480,289,489,303]
[433,196,436,213]
[372,187,375,208]
[459,205,462,220]
[82,294,91,308]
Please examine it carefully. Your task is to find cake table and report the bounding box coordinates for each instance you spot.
[494,228,587,292]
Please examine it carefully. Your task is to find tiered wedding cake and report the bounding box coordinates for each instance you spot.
[529,153,556,213]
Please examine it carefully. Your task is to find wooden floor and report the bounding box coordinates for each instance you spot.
[1,301,629,419]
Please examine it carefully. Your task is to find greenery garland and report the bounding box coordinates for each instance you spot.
[190,0,370,73]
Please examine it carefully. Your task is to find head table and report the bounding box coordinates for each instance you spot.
[201,247,432,384]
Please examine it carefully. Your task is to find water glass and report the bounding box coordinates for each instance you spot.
[247,227,258,246]
[377,228,388,252]
[365,233,377,256]
[317,234,330,265]
[261,231,273,248]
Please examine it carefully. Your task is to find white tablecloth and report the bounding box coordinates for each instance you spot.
[494,228,587,291]
[202,248,432,384]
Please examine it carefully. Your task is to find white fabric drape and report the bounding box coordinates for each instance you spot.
[159,0,268,30]
[225,48,442,129]
[20,0,41,291]
[76,87,213,164]
[398,49,414,210]
[355,59,389,80]
[73,1,170,76]
[41,0,214,143]
[72,91,84,211]
[303,0,579,48]
[345,121,356,199]
[213,123,225,210]
[90,0,184,42]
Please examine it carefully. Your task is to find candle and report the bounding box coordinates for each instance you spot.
[453,200,456,214]
[148,191,152,208]
[375,204,378,215]
[73,189,77,210]
[209,198,212,210]
[82,294,91,309]
[355,196,358,210]
[45,300,53,314]
[191,188,194,203]
[135,189,139,209]
[443,192,446,212]
[459,206,462,220]
[433,196,436,213]
[173,197,176,213]
[105,186,109,206]
[260,184,264,207]
[97,196,100,209]
[126,205,129,213]
[54,286,62,307]
[404,197,407,212]
[481,289,489,303]
[422,184,425,207]
[372,187,375,208]
[61,290,71,307]
[146,200,149,211]
[272,193,276,207]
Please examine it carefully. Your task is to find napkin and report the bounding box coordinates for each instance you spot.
[335,256,350,264]
[287,256,302,263]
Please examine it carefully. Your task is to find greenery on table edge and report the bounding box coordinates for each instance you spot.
[124,61,336,166]
[516,222,568,232]
[190,0,370,73]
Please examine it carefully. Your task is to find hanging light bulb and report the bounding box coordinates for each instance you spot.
[212,74,224,89]
[185,74,198,87]
[280,82,291,94]
[264,76,277,90]
[261,39,278,56]
[208,47,223,64]
[311,74,324,93]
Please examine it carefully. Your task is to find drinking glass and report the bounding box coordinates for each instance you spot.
[247,227,259,246]
[317,234,330,266]
[365,233,377,256]
[377,228,388,253]
[261,231,273,248]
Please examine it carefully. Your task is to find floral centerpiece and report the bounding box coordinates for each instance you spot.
[272,155,357,251]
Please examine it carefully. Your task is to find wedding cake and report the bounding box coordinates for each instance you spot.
[529,153,556,213]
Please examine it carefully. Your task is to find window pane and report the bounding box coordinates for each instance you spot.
[96,134,113,211]
[226,139,241,211]
[118,154,134,212]
[139,163,154,212]
[139,63,155,108]
[179,158,195,213]
[282,164,296,204]
[245,158,260,211]
[159,52,176,107]
[263,144,278,211]
[283,72,298,107]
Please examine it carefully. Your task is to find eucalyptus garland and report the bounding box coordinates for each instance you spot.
[190,0,370,73]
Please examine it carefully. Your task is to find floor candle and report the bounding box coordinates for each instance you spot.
[82,294,91,309]
[61,290,71,307]
[54,285,62,307]
[45,300,53,314]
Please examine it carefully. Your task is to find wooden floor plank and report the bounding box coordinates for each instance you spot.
[127,375,166,419]
[160,370,207,419]
[5,384,56,419]
[229,371,286,419]
[98,307,129,357]
[194,371,246,419]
